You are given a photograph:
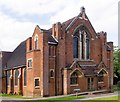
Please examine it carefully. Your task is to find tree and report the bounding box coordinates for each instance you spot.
[113,49,120,84]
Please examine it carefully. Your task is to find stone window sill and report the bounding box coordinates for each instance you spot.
[98,82,104,84]
[28,67,32,69]
[73,58,94,62]
[35,86,40,89]
[14,85,18,87]
[70,84,78,86]
[50,77,54,78]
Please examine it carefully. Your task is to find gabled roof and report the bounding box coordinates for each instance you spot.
[97,61,108,70]
[34,25,58,44]
[81,65,97,76]
[62,17,75,30]
[6,40,26,69]
[68,59,97,76]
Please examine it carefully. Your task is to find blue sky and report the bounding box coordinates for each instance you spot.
[0,0,118,51]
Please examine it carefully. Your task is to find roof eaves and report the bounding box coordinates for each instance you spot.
[48,42,58,45]
[84,74,97,77]
[66,16,78,31]
[51,35,58,42]
[4,65,26,70]
[80,64,96,67]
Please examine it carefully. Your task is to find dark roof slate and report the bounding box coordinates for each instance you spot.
[81,65,97,76]
[0,51,12,69]
[6,40,26,69]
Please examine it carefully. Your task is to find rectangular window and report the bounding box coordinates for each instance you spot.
[7,71,10,85]
[88,78,90,90]
[50,69,54,78]
[98,76,104,82]
[15,69,19,86]
[34,78,40,88]
[70,72,78,85]
[24,69,26,86]
[88,77,94,90]
[49,46,52,56]
[49,46,55,57]
[28,59,32,68]
[53,47,55,56]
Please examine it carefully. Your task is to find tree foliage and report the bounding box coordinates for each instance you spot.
[113,49,120,84]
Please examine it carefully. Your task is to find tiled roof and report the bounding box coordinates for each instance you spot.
[6,40,26,69]
[81,65,97,76]
[62,17,75,29]
[0,51,12,69]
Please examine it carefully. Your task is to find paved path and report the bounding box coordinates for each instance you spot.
[79,91,119,100]
[1,92,119,102]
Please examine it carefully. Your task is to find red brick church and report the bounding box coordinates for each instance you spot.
[0,7,113,97]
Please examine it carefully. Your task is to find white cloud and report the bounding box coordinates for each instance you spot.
[0,0,69,16]
[0,0,118,51]
[0,11,49,51]
[50,0,118,46]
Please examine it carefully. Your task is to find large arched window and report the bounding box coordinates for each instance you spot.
[24,69,26,86]
[73,26,90,60]
[15,69,19,86]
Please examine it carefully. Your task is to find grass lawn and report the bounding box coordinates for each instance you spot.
[1,93,120,102]
[0,93,28,99]
[0,94,85,102]
[83,96,120,102]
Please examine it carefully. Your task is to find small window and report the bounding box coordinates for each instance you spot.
[49,46,52,56]
[28,59,32,68]
[49,46,55,57]
[70,72,78,85]
[50,69,54,78]
[34,34,38,49]
[35,78,40,87]
[88,78,90,90]
[98,75,104,82]
[15,69,19,86]
[98,71,104,82]
[24,69,26,86]
[7,71,10,85]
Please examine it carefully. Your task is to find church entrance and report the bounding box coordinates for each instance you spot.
[87,77,94,91]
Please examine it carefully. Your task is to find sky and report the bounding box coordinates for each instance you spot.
[0,0,119,51]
